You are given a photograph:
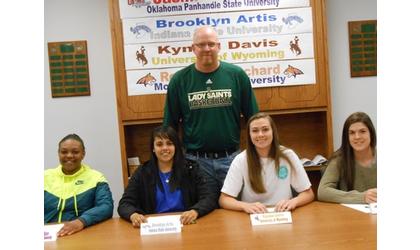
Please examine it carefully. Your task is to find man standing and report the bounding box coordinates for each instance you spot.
[163,26,259,197]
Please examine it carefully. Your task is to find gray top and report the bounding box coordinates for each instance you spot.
[317,155,377,204]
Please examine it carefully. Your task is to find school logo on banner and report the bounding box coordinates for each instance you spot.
[289,36,302,56]
[127,0,151,8]
[130,24,152,39]
[136,46,148,66]
[283,65,304,78]
[282,14,304,29]
[136,73,156,86]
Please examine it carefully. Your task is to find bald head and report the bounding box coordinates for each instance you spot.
[193,26,219,44]
[192,26,221,72]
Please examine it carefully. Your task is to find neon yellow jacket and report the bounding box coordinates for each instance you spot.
[44,164,113,226]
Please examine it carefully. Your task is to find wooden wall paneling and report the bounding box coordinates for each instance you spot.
[253,87,275,111]
[239,112,328,158]
[275,112,328,158]
[109,0,333,187]
[109,0,129,186]
[314,0,334,156]
[124,124,157,167]
[276,84,325,109]
[126,94,166,120]
[108,0,126,116]
[108,0,164,122]
[125,112,328,175]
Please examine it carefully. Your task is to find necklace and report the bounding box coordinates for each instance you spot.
[160,171,171,183]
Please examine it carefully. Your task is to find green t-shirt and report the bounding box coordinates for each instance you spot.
[163,61,259,151]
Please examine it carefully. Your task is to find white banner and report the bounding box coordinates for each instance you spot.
[119,0,310,19]
[241,59,316,88]
[123,7,313,44]
[124,33,314,70]
[126,59,315,96]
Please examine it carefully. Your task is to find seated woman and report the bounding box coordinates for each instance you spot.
[219,113,314,213]
[318,112,377,204]
[44,134,114,236]
[118,126,217,226]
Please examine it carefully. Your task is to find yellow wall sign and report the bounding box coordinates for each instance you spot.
[48,40,91,97]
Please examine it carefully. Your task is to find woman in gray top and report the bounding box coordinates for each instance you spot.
[318,112,377,204]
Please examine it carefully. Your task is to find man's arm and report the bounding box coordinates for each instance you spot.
[163,78,180,130]
[239,70,259,120]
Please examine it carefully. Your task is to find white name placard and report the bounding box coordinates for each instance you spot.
[341,203,377,214]
[369,203,377,214]
[140,215,182,235]
[250,211,292,226]
[44,224,64,242]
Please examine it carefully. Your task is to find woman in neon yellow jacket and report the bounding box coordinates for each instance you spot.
[44,134,113,236]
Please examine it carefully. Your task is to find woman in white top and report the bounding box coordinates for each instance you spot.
[219,112,314,213]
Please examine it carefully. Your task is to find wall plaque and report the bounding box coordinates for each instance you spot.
[348,20,377,77]
[48,40,91,97]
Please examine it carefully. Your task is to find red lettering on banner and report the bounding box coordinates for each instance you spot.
[153,0,193,4]
[128,0,147,5]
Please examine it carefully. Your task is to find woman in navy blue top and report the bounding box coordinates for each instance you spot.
[118,126,217,226]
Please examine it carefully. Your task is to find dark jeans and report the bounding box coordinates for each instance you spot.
[186,150,240,203]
